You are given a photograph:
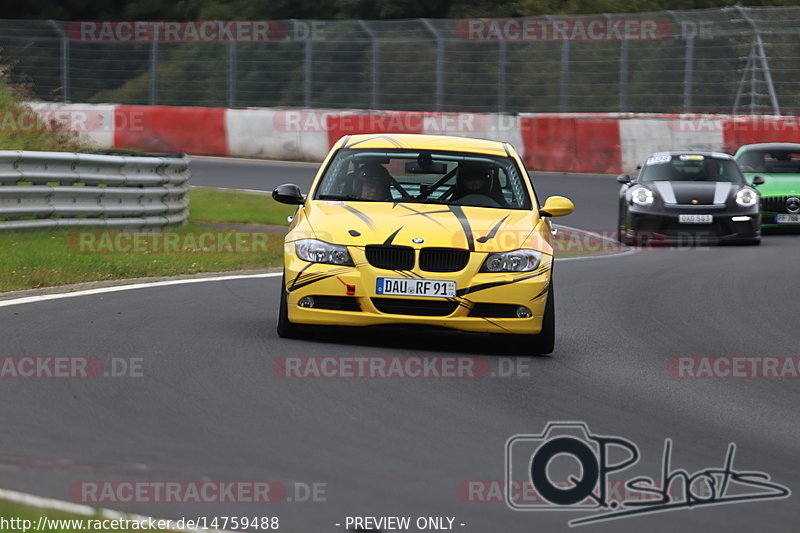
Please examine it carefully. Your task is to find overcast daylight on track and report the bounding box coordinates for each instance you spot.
[1,2,800,533]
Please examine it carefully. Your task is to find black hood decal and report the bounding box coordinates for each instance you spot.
[477,215,510,243]
[448,205,475,252]
[397,204,448,228]
[668,182,720,205]
[457,270,546,297]
[383,226,404,246]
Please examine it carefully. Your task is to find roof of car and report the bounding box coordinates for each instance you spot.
[649,151,733,160]
[338,134,510,156]
[737,142,800,151]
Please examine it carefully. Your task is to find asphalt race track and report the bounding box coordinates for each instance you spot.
[1,157,799,532]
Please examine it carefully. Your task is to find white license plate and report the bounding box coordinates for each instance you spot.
[376,277,456,298]
[678,214,713,224]
[776,214,800,224]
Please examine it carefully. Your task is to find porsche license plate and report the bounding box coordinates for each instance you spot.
[776,214,800,224]
[678,214,713,224]
[376,278,456,298]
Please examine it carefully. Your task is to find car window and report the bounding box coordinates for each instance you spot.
[314,149,533,210]
[737,150,800,174]
[639,155,745,184]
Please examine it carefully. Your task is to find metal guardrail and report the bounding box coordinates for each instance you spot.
[0,151,190,231]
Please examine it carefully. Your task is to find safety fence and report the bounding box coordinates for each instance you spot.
[2,6,800,114]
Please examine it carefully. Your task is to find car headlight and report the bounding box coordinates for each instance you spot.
[631,187,655,207]
[481,249,542,272]
[736,187,758,207]
[295,239,353,266]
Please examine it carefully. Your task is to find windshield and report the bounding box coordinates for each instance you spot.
[639,154,745,184]
[313,149,533,210]
[737,149,800,174]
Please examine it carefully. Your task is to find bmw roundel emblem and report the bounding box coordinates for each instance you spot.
[412,237,424,244]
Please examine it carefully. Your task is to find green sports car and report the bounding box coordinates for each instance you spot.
[734,143,800,229]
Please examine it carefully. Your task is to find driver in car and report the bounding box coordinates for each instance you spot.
[452,165,505,207]
[353,163,393,201]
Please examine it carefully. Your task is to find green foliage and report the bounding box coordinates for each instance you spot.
[0,73,84,151]
[5,0,800,21]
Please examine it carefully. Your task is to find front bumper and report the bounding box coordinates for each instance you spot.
[283,245,552,335]
[623,206,760,244]
[761,211,800,229]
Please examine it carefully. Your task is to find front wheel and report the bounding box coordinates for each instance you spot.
[277,273,302,338]
[524,281,555,355]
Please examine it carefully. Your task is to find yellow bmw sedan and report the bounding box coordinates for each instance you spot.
[272,134,573,354]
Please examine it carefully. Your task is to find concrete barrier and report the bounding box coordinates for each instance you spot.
[25,102,796,174]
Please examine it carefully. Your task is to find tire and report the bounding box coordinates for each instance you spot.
[277,272,302,338]
[526,281,555,355]
[618,218,635,247]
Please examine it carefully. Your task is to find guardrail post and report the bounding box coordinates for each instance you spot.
[619,39,629,112]
[421,19,444,112]
[560,40,570,112]
[228,41,237,108]
[304,37,313,108]
[359,21,380,109]
[683,36,695,112]
[497,41,507,113]
[150,42,159,106]
[49,21,69,102]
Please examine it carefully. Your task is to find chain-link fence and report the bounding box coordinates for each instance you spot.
[1,6,799,114]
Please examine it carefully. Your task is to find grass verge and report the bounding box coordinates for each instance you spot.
[0,499,176,532]
[0,188,296,292]
[189,187,295,226]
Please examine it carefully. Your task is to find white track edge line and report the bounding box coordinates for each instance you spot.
[0,273,282,308]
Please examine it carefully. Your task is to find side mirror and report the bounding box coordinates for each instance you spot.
[272,183,305,205]
[752,175,765,186]
[617,173,632,184]
[540,196,575,218]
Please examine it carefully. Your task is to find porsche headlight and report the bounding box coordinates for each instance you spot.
[736,187,758,207]
[631,187,655,207]
[481,249,542,273]
[295,239,353,266]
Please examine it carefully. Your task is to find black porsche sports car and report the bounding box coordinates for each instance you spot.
[617,152,761,246]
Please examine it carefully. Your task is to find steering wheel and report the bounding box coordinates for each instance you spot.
[455,193,501,208]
